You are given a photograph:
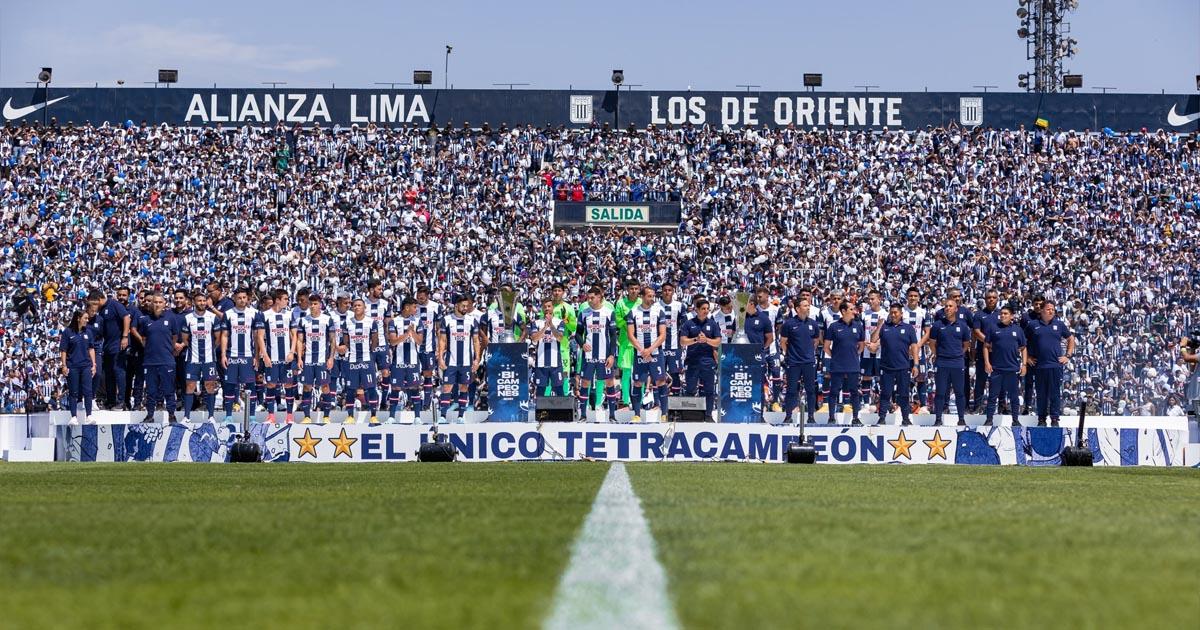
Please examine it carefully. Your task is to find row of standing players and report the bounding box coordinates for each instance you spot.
[56,280,1075,426]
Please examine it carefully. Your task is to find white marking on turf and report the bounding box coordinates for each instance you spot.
[545,462,679,630]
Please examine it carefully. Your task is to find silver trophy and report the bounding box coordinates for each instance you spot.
[497,288,519,342]
[732,291,752,343]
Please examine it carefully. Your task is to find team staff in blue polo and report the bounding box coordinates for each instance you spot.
[59,309,98,424]
[131,291,185,423]
[742,297,774,415]
[1026,299,1075,426]
[680,298,723,418]
[983,305,1027,427]
[1019,295,1045,414]
[779,297,822,425]
[874,303,919,426]
[823,301,866,425]
[923,297,973,426]
[87,289,130,410]
[970,289,1000,412]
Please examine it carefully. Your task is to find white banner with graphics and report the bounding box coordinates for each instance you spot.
[56,422,1189,466]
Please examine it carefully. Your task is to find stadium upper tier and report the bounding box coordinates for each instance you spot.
[0,122,1196,414]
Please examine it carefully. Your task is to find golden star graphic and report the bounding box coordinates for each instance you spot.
[924,430,952,460]
[888,430,916,460]
[330,428,358,459]
[292,428,321,459]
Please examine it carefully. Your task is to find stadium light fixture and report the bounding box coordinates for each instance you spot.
[157,69,178,84]
[611,69,624,86]
[1018,0,1079,93]
[1062,74,1083,89]
[413,70,433,88]
[37,67,52,83]
[803,73,823,91]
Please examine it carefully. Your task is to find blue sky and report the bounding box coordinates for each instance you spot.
[1,0,1197,93]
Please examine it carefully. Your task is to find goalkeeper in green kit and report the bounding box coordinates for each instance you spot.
[550,283,576,395]
[613,278,641,406]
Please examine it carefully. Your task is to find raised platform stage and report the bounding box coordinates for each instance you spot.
[40,413,1197,466]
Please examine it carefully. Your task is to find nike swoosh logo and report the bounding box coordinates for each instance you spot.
[2,96,70,120]
[1167,104,1200,126]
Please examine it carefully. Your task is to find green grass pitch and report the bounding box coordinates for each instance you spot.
[1,463,1196,629]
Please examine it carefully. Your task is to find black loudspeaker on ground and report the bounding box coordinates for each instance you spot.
[1061,395,1094,467]
[417,430,458,462]
[786,425,817,464]
[535,396,576,422]
[230,433,262,463]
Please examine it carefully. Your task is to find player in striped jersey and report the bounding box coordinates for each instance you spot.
[251,292,275,412]
[438,294,482,423]
[258,293,299,424]
[713,296,736,343]
[529,298,565,399]
[415,286,444,414]
[171,289,192,410]
[331,293,354,403]
[659,282,687,397]
[575,286,620,421]
[627,286,669,422]
[181,291,220,422]
[386,298,425,422]
[273,288,302,419]
[218,288,264,425]
[297,295,339,423]
[902,288,931,412]
[364,280,392,403]
[859,289,887,411]
[341,298,381,423]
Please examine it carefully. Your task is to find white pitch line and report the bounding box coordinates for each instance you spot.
[544,462,680,630]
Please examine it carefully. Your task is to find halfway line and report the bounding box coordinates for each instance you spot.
[544,462,680,630]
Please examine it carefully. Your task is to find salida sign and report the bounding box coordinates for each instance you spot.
[586,205,648,224]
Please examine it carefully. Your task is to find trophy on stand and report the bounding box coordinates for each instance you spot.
[732,291,752,344]
[497,288,519,342]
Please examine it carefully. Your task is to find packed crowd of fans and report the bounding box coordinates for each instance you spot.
[0,118,1197,415]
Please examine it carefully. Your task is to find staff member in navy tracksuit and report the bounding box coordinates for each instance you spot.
[924,298,972,426]
[1019,295,1044,414]
[970,289,1000,412]
[983,305,1027,427]
[875,303,919,426]
[680,299,723,417]
[742,298,774,415]
[779,298,822,425]
[823,301,865,425]
[59,310,98,423]
[132,292,184,423]
[1027,299,1075,426]
[87,289,129,410]
[84,303,105,407]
